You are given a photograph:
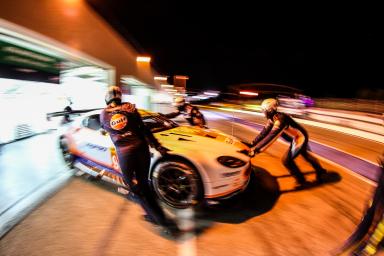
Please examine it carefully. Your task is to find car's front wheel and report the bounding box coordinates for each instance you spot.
[151,160,203,209]
[59,137,75,168]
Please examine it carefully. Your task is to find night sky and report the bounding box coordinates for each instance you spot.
[88,1,383,98]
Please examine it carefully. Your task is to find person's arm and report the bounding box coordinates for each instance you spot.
[134,109,161,148]
[252,120,273,146]
[163,111,181,119]
[254,119,286,153]
[99,110,106,130]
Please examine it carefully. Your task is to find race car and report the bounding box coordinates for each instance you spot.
[59,109,252,209]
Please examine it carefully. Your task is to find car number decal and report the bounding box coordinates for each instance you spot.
[225,137,234,144]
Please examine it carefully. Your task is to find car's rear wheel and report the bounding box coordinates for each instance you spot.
[152,160,203,209]
[59,137,75,168]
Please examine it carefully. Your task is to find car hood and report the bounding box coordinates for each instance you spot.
[154,126,249,157]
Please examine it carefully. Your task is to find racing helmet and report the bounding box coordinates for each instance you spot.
[105,86,122,105]
[173,96,186,107]
[261,98,278,118]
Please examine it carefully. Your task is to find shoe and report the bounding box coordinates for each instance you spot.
[159,223,183,239]
[164,225,183,238]
[126,192,141,203]
[141,215,159,226]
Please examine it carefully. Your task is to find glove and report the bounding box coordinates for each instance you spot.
[238,149,249,156]
[248,148,260,157]
[241,140,254,148]
[156,145,170,156]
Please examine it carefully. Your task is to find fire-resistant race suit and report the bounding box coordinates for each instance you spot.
[252,111,326,184]
[100,102,171,227]
[164,103,207,128]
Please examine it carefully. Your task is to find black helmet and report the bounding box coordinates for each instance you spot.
[105,86,122,105]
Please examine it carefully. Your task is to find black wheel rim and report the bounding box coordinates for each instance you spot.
[155,165,198,208]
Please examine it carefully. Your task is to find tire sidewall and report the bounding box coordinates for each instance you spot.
[151,160,204,209]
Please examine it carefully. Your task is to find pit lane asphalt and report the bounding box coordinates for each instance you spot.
[0,109,381,256]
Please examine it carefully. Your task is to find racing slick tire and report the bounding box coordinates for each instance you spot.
[151,160,204,209]
[59,137,75,168]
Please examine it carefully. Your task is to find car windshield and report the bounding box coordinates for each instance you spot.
[142,114,179,133]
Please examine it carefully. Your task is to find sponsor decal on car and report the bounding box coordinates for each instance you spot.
[86,143,108,152]
[110,114,128,130]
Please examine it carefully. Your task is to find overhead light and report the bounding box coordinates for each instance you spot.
[161,84,174,88]
[239,91,259,96]
[154,76,168,81]
[15,68,37,73]
[174,75,189,80]
[192,95,209,100]
[204,91,219,96]
[0,34,62,59]
[121,75,148,86]
[136,56,151,63]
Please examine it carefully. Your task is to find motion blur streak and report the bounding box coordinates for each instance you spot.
[177,208,197,256]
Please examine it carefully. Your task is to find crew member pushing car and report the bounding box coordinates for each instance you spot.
[251,98,327,188]
[163,97,207,128]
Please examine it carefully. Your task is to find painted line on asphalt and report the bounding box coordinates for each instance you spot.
[307,139,380,167]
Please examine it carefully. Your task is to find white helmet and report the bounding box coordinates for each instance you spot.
[261,98,278,113]
[173,96,185,107]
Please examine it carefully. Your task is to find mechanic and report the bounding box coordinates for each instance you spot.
[62,105,73,124]
[163,97,207,128]
[100,86,180,235]
[250,98,327,188]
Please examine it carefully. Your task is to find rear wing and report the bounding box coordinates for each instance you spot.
[46,108,102,120]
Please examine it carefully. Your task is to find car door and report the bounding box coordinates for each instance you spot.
[74,114,116,170]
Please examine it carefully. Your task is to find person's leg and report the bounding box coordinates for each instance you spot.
[300,145,327,182]
[117,147,167,226]
[282,144,307,184]
[134,146,175,227]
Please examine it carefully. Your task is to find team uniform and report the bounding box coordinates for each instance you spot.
[164,99,207,127]
[252,98,326,186]
[100,87,173,229]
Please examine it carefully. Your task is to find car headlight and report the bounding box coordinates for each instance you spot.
[217,156,246,168]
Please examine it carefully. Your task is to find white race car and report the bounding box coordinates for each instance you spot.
[59,110,252,208]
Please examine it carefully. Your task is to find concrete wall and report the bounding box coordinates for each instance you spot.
[0,0,156,86]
